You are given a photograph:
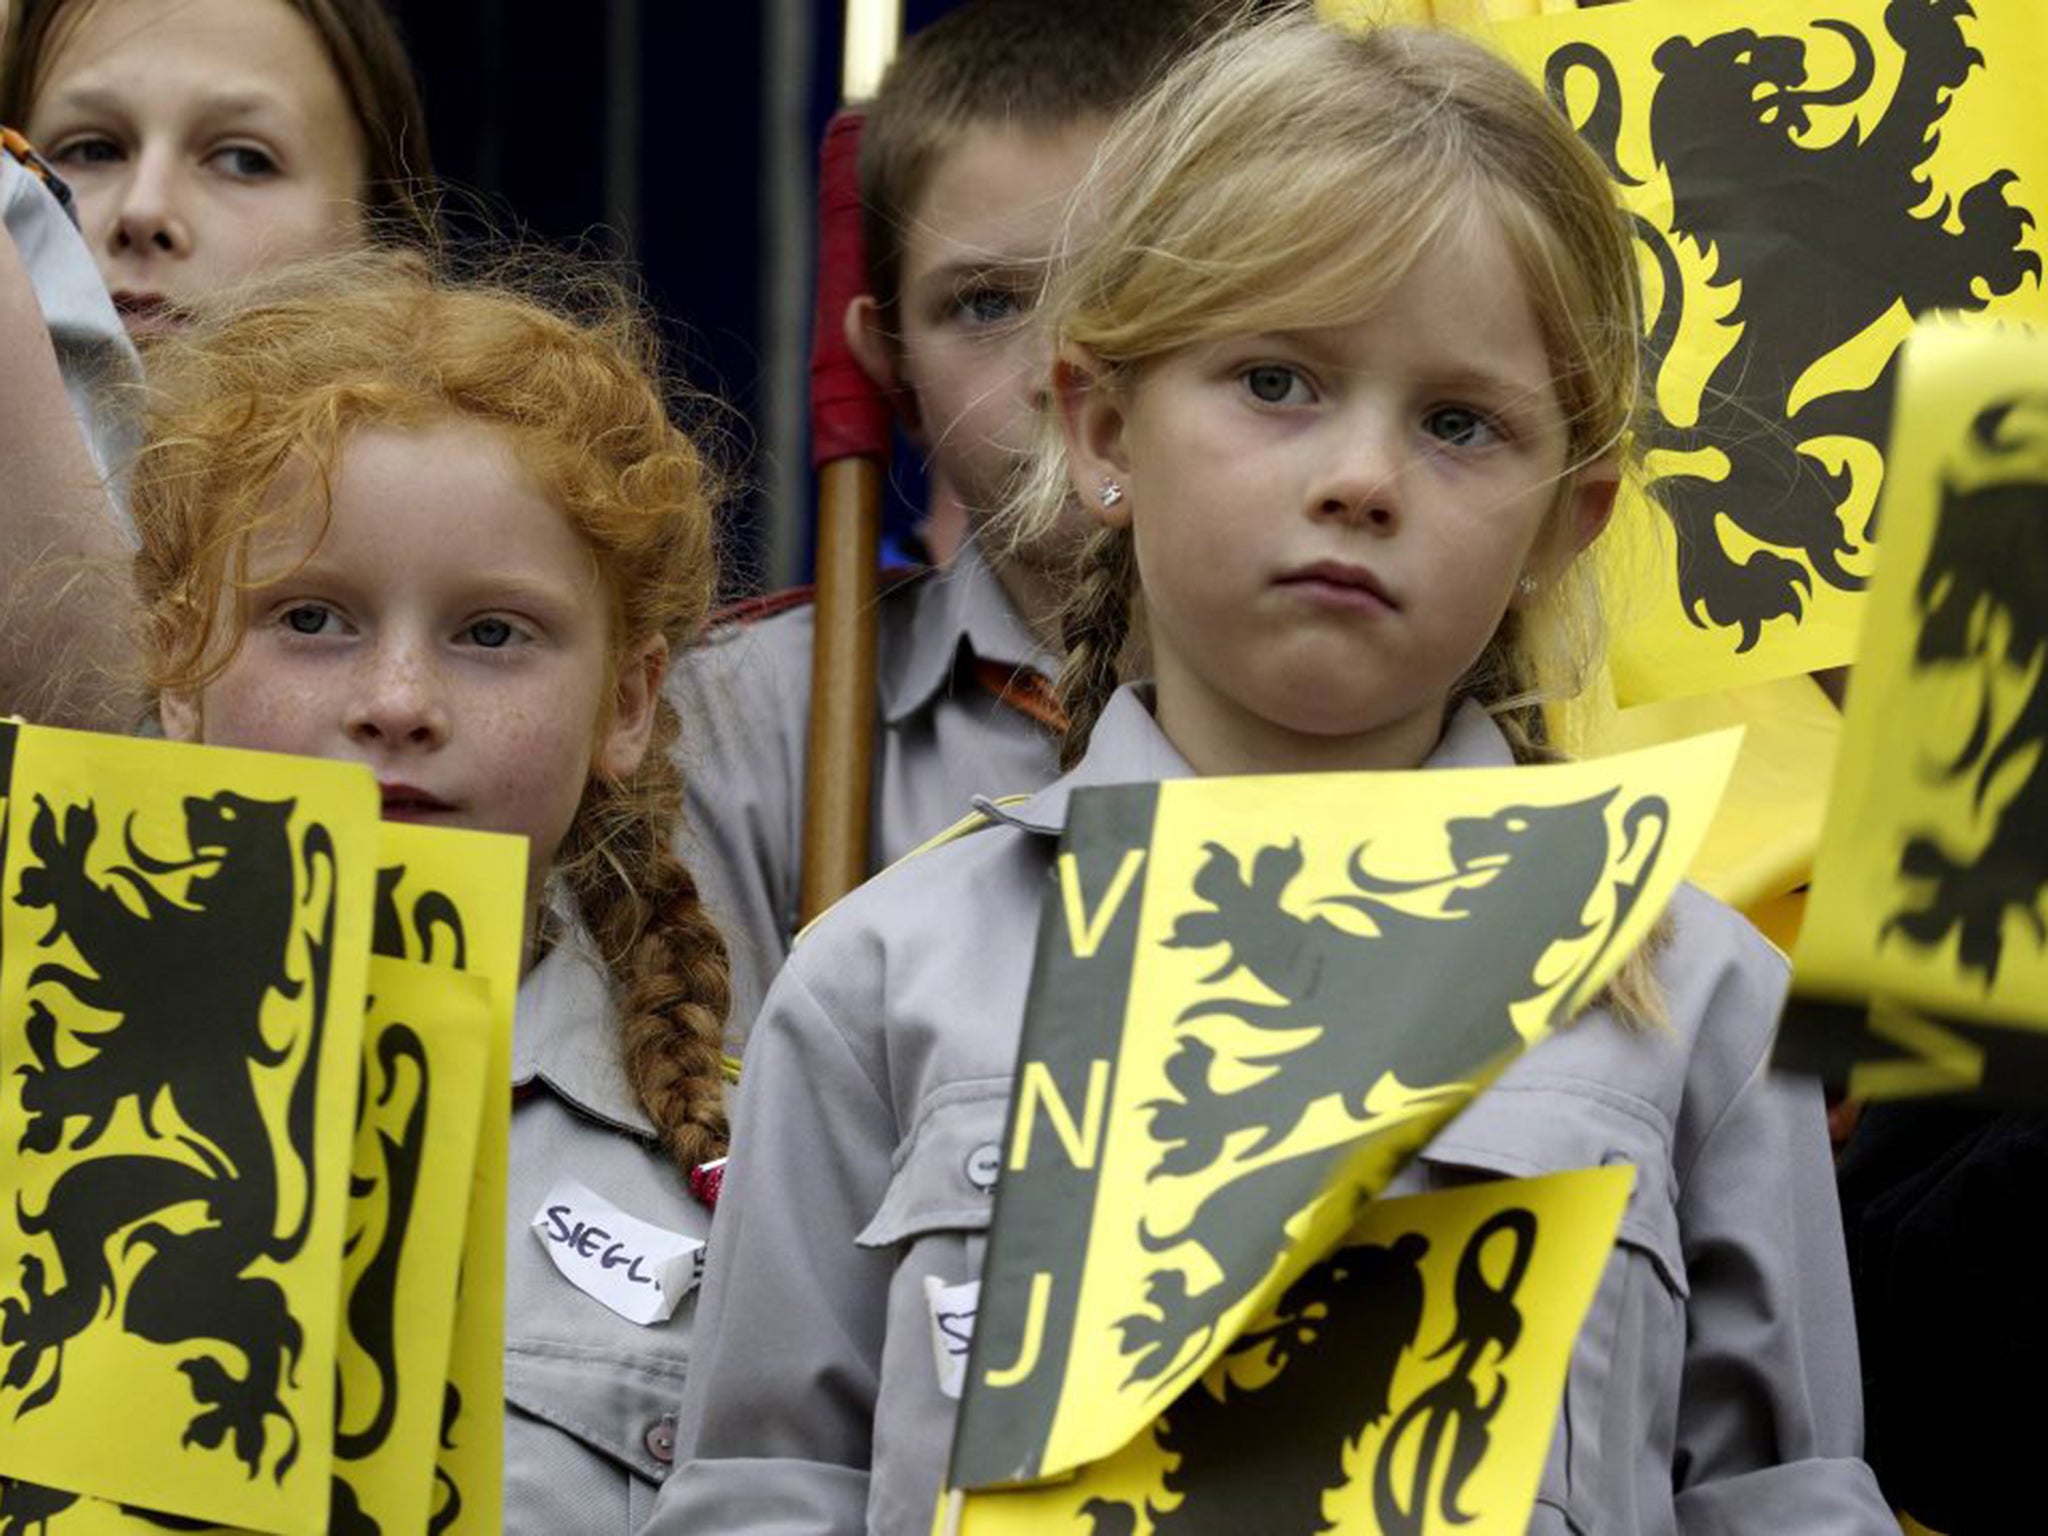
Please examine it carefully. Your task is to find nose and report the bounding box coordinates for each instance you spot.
[107,147,191,259]
[1308,413,1405,532]
[346,641,448,751]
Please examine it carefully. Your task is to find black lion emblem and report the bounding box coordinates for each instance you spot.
[1549,0,2040,650]
[0,792,337,1484]
[1083,1210,1536,1536]
[0,847,457,1533]
[1883,392,2048,984]
[1113,791,1665,1394]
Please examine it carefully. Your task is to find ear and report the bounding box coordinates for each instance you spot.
[843,294,925,442]
[1518,456,1620,606]
[160,692,201,743]
[1563,455,1621,557]
[595,634,668,781]
[1055,345,1133,529]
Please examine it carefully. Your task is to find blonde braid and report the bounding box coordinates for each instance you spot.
[558,698,731,1171]
[1053,524,1140,770]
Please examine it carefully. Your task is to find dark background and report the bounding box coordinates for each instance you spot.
[387,0,961,594]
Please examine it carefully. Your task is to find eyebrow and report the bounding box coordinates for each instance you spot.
[255,558,591,612]
[459,573,594,614]
[915,257,1044,292]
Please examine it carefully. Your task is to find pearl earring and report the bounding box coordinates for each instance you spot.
[1098,478,1125,509]
[1517,575,1539,597]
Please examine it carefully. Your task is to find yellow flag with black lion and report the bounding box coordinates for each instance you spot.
[938,730,1739,1533]
[0,726,520,1536]
[1775,323,2048,1099]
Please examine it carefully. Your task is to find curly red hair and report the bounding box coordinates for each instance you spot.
[132,250,732,1169]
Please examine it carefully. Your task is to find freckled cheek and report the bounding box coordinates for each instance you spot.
[469,697,600,858]
[197,672,334,756]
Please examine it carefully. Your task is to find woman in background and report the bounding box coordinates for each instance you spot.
[2,0,432,342]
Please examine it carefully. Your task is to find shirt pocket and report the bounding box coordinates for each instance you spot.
[1416,1081,1687,1536]
[504,1341,689,1533]
[857,1079,1012,1251]
[853,1081,1010,1536]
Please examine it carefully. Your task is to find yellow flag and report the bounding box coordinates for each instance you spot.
[376,826,523,1536]
[1553,671,1842,920]
[0,724,377,1533]
[939,1171,1631,1535]
[948,731,1736,1498]
[1774,322,2048,1098]
[330,957,494,1533]
[0,819,523,1536]
[1463,0,2048,701]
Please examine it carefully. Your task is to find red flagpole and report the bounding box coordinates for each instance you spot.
[799,0,903,925]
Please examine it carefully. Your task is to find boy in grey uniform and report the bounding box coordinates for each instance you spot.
[670,0,1231,1043]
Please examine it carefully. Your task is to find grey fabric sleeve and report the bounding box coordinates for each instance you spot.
[1671,952,1893,1532]
[647,960,897,1534]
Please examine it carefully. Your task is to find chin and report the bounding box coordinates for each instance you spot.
[1262,691,1444,756]
[1251,682,1389,739]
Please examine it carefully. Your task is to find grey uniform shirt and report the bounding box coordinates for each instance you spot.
[507,927,708,1533]
[1,148,140,489]
[666,537,1060,1049]
[651,687,1893,1536]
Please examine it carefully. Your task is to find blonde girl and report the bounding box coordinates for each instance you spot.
[657,13,1892,1535]
[130,251,727,1532]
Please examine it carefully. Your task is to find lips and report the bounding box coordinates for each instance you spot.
[379,783,456,820]
[1274,559,1399,612]
[111,291,184,338]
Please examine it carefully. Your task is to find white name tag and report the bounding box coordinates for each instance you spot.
[924,1276,980,1399]
[531,1177,704,1326]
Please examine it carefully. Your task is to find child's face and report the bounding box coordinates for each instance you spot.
[1064,214,1616,773]
[27,0,364,338]
[856,118,1104,532]
[160,420,664,903]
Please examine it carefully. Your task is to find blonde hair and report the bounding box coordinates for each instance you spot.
[1014,13,1666,1021]
[130,250,733,1168]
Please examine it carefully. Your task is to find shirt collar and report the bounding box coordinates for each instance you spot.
[977,688,1515,837]
[510,922,657,1140]
[881,532,1058,725]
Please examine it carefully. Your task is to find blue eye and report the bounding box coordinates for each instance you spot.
[50,136,123,168]
[467,618,515,648]
[1425,406,1500,448]
[283,604,331,635]
[955,286,1024,326]
[209,145,279,179]
[1243,365,1308,405]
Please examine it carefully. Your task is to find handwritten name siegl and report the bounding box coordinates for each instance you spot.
[540,1205,660,1287]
